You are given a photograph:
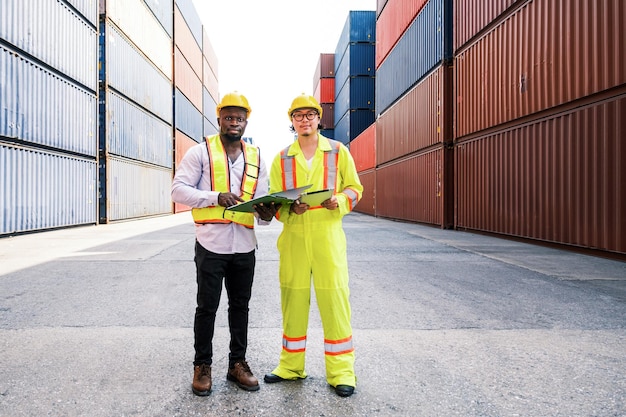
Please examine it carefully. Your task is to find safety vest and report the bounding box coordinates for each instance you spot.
[191,135,260,228]
[279,138,340,194]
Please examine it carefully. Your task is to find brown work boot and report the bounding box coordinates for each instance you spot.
[226,360,260,391]
[192,364,212,396]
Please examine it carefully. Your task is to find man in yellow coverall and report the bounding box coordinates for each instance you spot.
[263,94,363,397]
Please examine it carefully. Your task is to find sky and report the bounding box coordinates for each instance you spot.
[191,0,377,161]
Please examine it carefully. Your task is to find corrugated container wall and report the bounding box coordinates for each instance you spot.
[1,143,97,234]
[375,0,453,116]
[376,148,444,226]
[376,65,445,165]
[453,0,626,256]
[312,53,336,136]
[455,92,626,255]
[349,123,376,172]
[99,0,173,223]
[334,11,376,144]
[375,0,428,68]
[455,0,626,138]
[174,2,221,214]
[1,0,98,234]
[354,169,376,216]
[453,0,519,51]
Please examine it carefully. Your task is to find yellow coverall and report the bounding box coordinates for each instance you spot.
[269,135,363,388]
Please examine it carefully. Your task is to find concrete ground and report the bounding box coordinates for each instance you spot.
[1,212,625,417]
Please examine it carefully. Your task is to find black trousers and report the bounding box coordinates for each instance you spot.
[193,241,255,367]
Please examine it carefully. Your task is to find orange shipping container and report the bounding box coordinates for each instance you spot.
[349,123,376,171]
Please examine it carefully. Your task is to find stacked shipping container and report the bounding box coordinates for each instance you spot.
[313,53,336,140]
[361,0,625,256]
[373,0,454,227]
[454,0,626,255]
[334,11,376,146]
[0,0,99,234]
[172,0,219,214]
[98,0,174,222]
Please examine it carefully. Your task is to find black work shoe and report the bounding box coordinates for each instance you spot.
[263,373,287,383]
[335,384,355,397]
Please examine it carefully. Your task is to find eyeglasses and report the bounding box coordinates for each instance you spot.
[223,116,247,123]
[291,112,318,122]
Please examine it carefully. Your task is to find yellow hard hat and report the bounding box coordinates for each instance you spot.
[216,91,251,118]
[287,93,323,120]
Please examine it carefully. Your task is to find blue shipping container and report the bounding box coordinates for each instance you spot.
[335,77,376,119]
[175,88,204,141]
[335,10,376,57]
[335,42,376,87]
[334,109,375,145]
[375,0,452,115]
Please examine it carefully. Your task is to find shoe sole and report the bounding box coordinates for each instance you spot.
[226,374,260,391]
[191,386,211,396]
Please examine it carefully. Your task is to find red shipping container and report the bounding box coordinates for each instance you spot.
[453,0,520,52]
[376,146,445,226]
[313,53,335,82]
[354,169,376,216]
[455,91,626,255]
[375,0,428,69]
[376,65,447,165]
[455,0,626,138]
[313,78,335,104]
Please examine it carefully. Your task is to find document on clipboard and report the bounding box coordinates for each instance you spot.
[299,188,334,206]
[225,185,313,213]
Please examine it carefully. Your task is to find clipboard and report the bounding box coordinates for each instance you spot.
[299,188,334,206]
[225,185,313,213]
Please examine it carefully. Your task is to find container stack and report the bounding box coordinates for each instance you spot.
[313,53,336,140]
[172,0,219,214]
[373,0,454,227]
[0,0,99,234]
[98,0,174,223]
[333,11,376,146]
[453,0,626,255]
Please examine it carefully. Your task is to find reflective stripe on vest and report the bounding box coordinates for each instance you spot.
[282,334,307,353]
[280,138,340,193]
[191,135,259,228]
[324,335,354,356]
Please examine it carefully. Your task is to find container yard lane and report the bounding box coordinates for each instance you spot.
[1,212,625,417]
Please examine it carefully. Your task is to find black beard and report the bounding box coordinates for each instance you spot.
[223,133,242,142]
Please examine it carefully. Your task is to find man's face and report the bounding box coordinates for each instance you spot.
[218,107,248,142]
[291,108,320,137]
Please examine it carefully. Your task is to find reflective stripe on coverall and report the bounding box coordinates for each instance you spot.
[191,134,260,228]
[269,134,363,387]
